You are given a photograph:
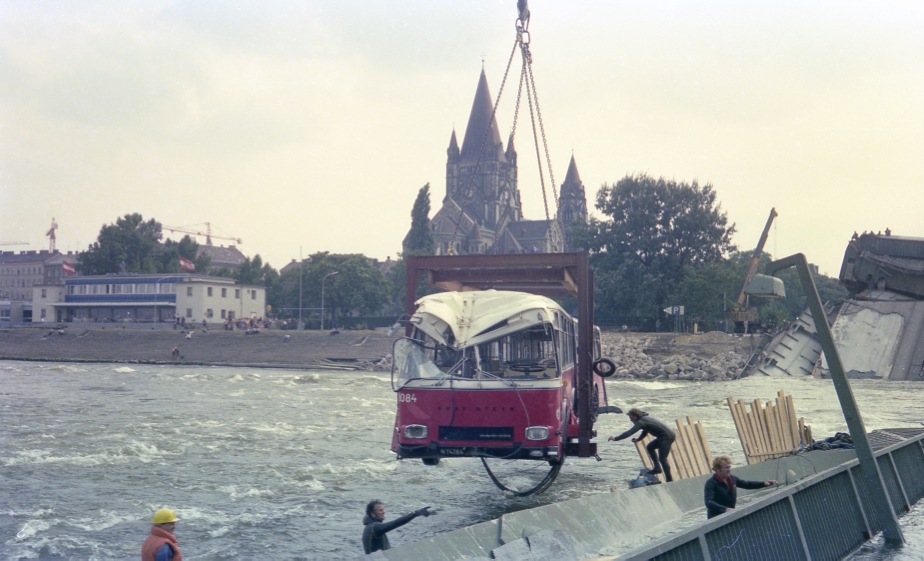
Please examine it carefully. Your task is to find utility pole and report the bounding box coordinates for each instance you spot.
[764,254,904,545]
[298,247,303,330]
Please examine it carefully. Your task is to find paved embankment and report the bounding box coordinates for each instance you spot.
[0,326,399,370]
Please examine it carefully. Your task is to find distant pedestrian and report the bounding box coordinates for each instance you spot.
[171,346,180,360]
[141,508,181,561]
[609,408,676,482]
[362,501,434,554]
[704,456,778,518]
[202,319,207,330]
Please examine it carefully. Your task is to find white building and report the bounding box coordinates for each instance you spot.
[33,273,265,325]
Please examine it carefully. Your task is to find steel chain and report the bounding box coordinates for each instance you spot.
[526,57,564,251]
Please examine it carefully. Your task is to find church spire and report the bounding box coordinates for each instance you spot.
[447,129,460,162]
[562,154,581,190]
[459,69,504,163]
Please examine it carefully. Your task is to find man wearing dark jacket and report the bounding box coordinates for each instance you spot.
[609,408,676,482]
[704,456,778,518]
[362,500,433,554]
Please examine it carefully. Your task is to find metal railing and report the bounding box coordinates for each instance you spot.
[618,428,924,561]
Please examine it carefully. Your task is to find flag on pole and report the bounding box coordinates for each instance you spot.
[62,261,76,275]
[179,256,196,272]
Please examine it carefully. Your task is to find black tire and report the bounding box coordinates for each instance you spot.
[592,358,617,378]
[422,458,440,466]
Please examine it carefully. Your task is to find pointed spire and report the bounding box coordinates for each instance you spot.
[447,129,460,162]
[506,132,516,155]
[460,69,504,163]
[563,155,581,188]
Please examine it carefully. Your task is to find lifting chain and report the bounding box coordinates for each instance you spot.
[451,4,563,255]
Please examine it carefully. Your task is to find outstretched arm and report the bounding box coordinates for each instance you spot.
[608,422,642,442]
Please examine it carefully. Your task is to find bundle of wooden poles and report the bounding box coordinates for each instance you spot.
[727,390,812,465]
[634,417,714,482]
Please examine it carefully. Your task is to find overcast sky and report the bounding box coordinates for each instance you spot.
[2,1,922,276]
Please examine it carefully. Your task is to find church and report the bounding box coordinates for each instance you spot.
[405,70,588,256]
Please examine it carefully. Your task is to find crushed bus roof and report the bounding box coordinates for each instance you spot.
[412,290,566,348]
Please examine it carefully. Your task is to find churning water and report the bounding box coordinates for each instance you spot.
[1,361,923,560]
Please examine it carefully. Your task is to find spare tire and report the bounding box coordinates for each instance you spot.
[592,358,617,378]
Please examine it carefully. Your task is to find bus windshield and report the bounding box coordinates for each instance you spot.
[391,323,560,390]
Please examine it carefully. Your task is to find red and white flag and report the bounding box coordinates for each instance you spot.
[179,256,196,272]
[62,261,76,275]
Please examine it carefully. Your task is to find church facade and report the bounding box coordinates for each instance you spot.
[406,70,588,256]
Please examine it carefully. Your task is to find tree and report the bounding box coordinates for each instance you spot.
[404,183,435,255]
[574,174,736,320]
[78,213,209,274]
[234,255,281,313]
[278,253,390,324]
[390,183,437,311]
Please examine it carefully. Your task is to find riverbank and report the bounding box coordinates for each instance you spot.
[0,326,398,370]
[0,326,758,375]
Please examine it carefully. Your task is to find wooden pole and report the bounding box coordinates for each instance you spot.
[695,421,714,469]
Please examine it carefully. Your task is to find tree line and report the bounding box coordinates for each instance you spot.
[79,174,847,330]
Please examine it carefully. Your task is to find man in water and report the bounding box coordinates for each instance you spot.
[704,456,778,518]
[362,500,434,554]
[608,407,676,482]
[141,508,181,561]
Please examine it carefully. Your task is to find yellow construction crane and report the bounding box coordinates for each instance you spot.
[725,208,777,332]
[162,222,242,246]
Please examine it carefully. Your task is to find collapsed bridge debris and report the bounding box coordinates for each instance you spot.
[747,231,924,381]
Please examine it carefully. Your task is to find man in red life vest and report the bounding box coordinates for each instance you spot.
[704,456,778,518]
[141,508,182,561]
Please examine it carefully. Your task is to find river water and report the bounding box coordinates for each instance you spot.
[1,360,922,560]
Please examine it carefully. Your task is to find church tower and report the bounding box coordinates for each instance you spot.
[445,69,521,229]
[418,69,585,256]
[557,155,588,251]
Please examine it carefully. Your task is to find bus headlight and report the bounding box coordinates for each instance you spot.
[403,425,428,439]
[525,426,550,440]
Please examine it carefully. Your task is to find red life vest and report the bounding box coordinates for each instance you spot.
[141,525,182,561]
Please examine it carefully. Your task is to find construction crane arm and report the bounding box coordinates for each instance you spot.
[162,222,242,246]
[735,208,777,310]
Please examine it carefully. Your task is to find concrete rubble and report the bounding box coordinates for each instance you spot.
[599,331,753,382]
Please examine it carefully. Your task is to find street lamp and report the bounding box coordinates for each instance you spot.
[746,254,904,545]
[298,247,303,330]
[320,271,339,331]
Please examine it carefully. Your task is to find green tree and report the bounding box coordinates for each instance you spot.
[404,183,435,255]
[574,174,736,320]
[234,255,281,313]
[279,253,390,324]
[390,183,438,311]
[78,213,211,274]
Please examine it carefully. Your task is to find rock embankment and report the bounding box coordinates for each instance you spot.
[599,330,755,382]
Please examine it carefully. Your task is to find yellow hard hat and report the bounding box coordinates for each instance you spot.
[153,509,179,524]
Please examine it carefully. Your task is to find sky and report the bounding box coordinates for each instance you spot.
[1,1,922,277]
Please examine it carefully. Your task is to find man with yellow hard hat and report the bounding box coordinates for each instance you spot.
[141,508,182,561]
